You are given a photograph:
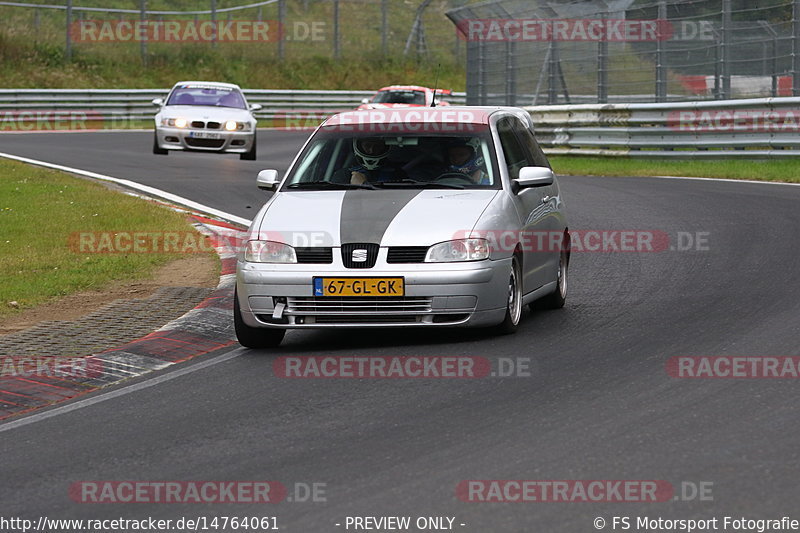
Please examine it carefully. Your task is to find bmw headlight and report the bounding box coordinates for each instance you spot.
[162,117,188,128]
[225,120,247,131]
[425,239,489,263]
[244,241,297,263]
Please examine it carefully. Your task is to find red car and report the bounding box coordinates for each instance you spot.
[357,85,452,110]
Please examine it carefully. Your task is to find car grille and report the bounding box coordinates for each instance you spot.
[341,243,379,268]
[295,247,333,264]
[387,246,428,263]
[185,138,225,148]
[190,121,222,129]
[287,297,432,314]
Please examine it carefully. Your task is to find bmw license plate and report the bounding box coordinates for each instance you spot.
[313,277,404,297]
[189,131,221,139]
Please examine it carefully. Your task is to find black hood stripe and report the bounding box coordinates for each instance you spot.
[340,190,422,244]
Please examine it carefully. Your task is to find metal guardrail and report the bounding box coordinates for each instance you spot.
[1,90,798,158]
[0,88,468,124]
[527,97,800,158]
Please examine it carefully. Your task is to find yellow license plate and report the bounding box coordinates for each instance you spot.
[313,277,405,297]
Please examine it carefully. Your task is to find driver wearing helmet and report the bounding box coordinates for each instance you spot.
[446,139,488,184]
[349,137,406,184]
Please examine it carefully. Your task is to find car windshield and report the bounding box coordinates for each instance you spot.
[372,90,427,105]
[283,130,499,190]
[166,85,246,109]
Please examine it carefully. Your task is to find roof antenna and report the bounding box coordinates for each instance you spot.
[431,63,441,107]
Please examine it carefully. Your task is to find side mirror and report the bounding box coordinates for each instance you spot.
[514,166,554,190]
[361,98,370,104]
[249,103,263,112]
[256,169,280,191]
[152,98,164,107]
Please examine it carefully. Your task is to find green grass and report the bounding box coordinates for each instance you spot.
[0,0,468,90]
[0,159,215,318]
[548,156,800,183]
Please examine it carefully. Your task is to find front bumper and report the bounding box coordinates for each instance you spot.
[155,126,254,153]
[236,258,511,329]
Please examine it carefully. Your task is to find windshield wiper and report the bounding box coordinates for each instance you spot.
[374,178,464,190]
[286,181,376,190]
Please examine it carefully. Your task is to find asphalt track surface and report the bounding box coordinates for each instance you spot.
[1,131,799,531]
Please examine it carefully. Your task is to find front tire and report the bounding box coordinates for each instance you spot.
[152,132,168,155]
[240,135,257,160]
[234,288,285,348]
[494,255,523,335]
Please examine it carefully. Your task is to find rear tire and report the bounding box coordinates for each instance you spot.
[234,288,285,348]
[493,255,523,335]
[240,135,257,160]
[152,133,168,155]
[536,248,568,310]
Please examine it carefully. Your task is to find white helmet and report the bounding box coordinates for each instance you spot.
[353,138,390,170]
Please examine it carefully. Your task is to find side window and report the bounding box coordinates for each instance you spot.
[517,126,551,168]
[497,118,528,180]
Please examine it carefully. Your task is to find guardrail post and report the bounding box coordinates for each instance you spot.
[794,0,800,96]
[721,0,731,99]
[655,0,667,102]
[65,0,73,62]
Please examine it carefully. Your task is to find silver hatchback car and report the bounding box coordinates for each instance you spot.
[235,107,569,347]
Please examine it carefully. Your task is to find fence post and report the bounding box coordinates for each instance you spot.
[548,39,558,104]
[597,13,608,104]
[506,40,516,106]
[333,0,340,59]
[278,0,286,59]
[65,0,73,62]
[721,0,731,99]
[655,0,667,102]
[211,0,217,48]
[381,0,388,57]
[794,0,800,96]
[140,0,147,66]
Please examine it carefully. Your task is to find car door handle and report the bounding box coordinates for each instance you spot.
[540,195,551,204]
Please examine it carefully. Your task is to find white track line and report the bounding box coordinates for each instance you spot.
[0,348,246,433]
[649,175,800,187]
[0,151,253,227]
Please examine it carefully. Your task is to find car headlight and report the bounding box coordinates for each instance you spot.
[425,238,489,262]
[162,117,188,128]
[244,241,297,263]
[225,120,249,131]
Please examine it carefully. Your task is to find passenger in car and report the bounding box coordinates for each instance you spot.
[445,139,489,184]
